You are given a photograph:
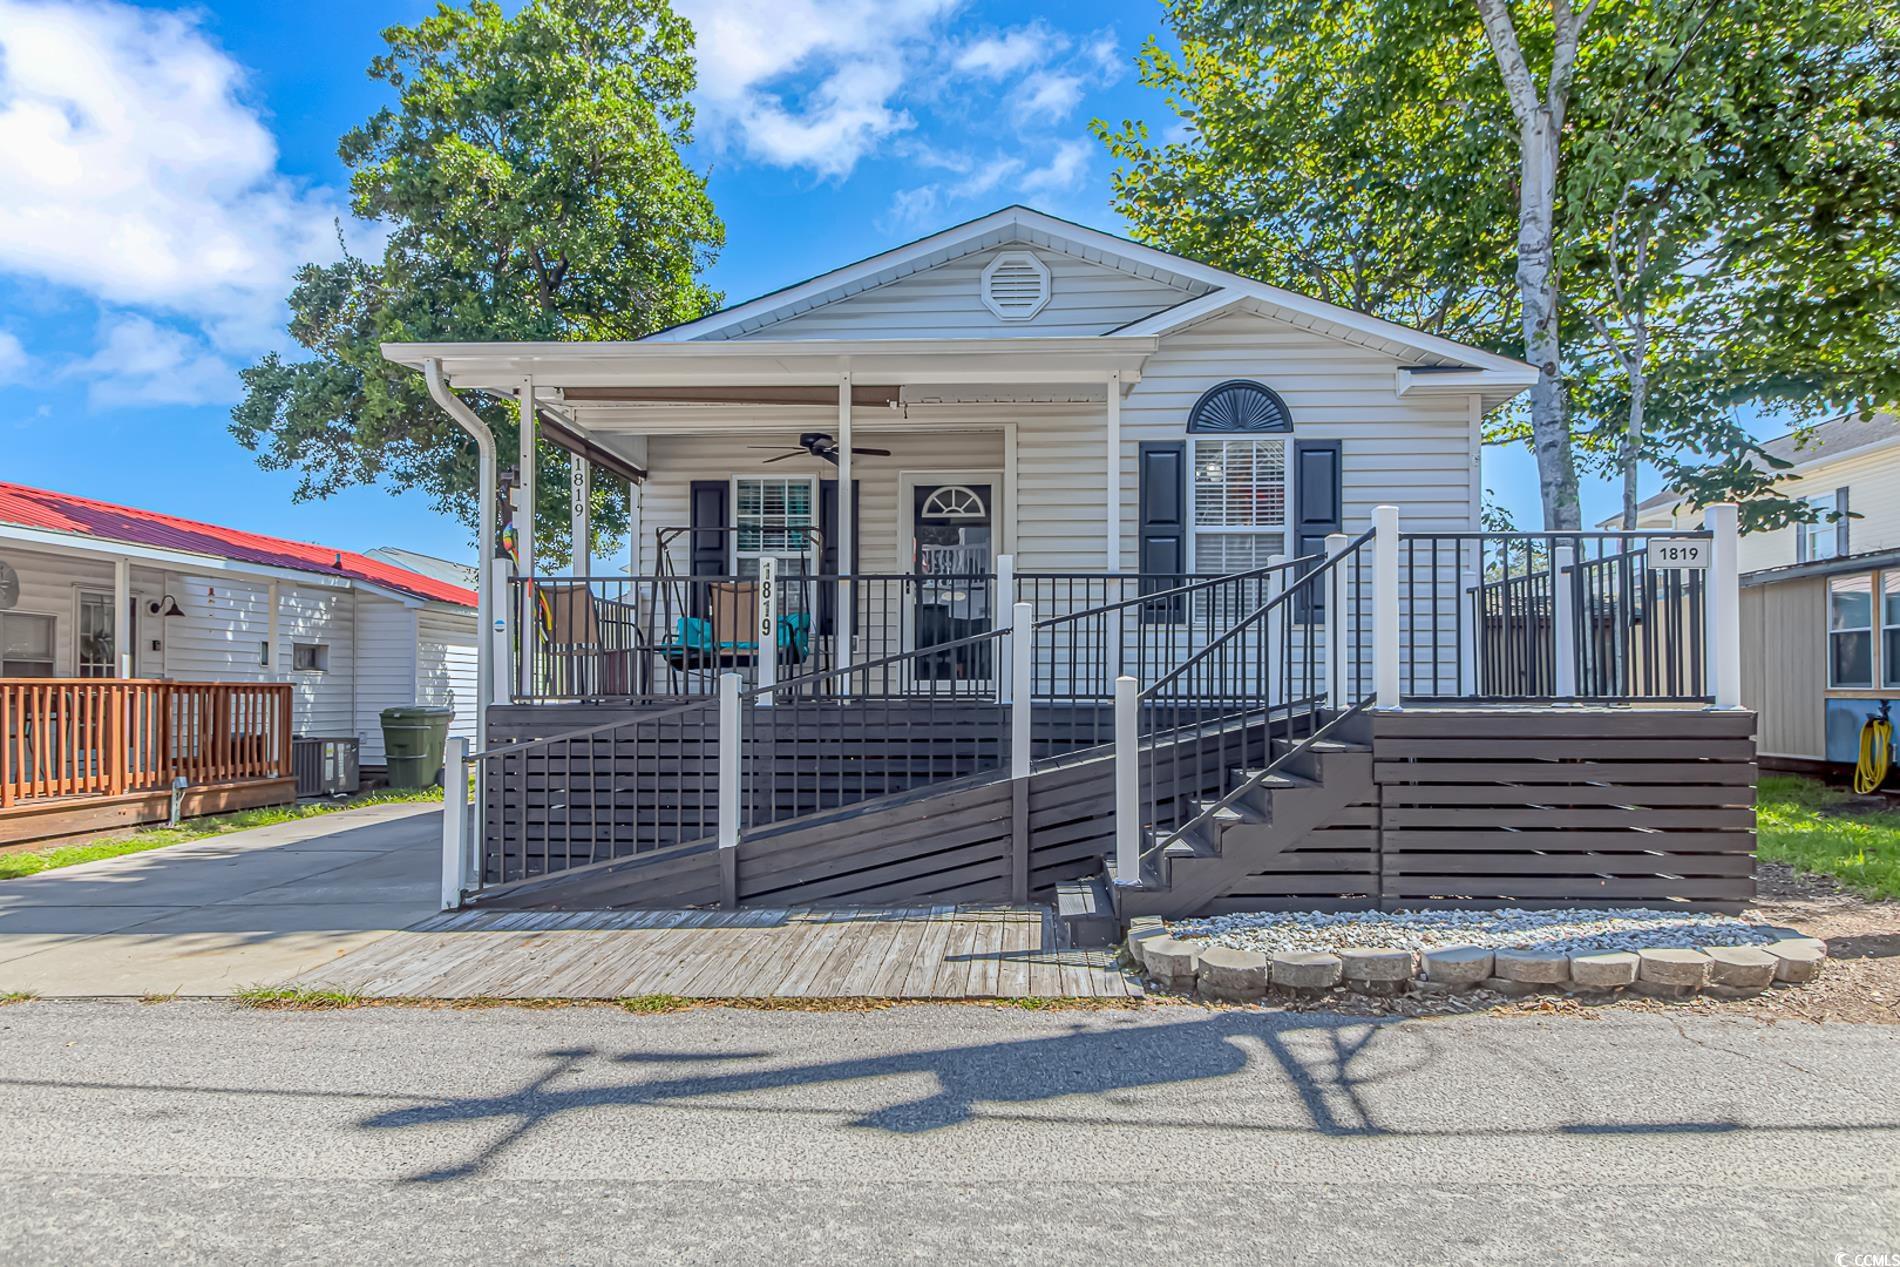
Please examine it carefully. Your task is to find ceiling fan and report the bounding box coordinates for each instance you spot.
[747,432,891,466]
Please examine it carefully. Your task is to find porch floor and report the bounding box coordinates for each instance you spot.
[294,905,1141,1001]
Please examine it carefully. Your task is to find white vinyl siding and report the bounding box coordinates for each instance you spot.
[418,607,480,744]
[1735,445,1900,573]
[740,246,1207,341]
[353,597,419,764]
[0,545,119,676]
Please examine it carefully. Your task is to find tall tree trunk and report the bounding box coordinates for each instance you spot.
[1518,112,1582,529]
[1620,360,1646,529]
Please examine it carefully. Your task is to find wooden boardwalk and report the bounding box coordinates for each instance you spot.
[294,906,1141,1001]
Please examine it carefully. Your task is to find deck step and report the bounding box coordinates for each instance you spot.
[1054,874,1119,949]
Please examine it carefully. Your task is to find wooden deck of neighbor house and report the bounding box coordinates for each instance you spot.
[292,905,1139,1000]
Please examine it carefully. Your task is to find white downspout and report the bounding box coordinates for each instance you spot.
[423,359,497,757]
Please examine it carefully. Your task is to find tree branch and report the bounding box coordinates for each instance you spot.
[1472,0,1540,127]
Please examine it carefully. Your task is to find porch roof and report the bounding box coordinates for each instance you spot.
[380,336,1159,395]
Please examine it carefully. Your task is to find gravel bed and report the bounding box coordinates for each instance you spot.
[1167,908,1782,957]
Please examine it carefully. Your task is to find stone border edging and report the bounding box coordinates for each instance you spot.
[1124,918,1826,1004]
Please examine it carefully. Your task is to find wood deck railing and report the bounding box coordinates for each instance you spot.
[0,680,294,809]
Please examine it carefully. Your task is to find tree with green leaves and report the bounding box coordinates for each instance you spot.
[232,0,723,563]
[1098,0,1899,532]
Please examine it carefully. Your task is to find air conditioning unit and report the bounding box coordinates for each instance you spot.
[291,736,360,798]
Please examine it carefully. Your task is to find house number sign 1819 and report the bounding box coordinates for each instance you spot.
[1645,537,1710,570]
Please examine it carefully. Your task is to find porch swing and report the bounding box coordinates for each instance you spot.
[649,525,815,672]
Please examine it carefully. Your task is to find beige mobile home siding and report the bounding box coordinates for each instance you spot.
[730,247,1206,341]
[1737,447,1900,572]
[1740,576,1827,760]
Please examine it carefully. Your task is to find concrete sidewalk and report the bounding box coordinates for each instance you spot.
[0,803,441,996]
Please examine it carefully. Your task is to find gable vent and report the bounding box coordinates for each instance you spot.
[980,251,1051,320]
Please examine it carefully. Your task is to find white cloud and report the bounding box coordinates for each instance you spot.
[677,0,960,178]
[1022,140,1092,197]
[1014,72,1085,124]
[0,0,349,369]
[0,330,27,383]
[67,314,239,409]
[953,22,1062,79]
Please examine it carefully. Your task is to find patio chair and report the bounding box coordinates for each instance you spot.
[656,580,812,671]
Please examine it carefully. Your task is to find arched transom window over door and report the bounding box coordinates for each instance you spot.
[1186,380,1293,573]
[918,484,987,520]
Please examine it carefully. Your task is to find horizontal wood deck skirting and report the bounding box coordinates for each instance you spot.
[0,776,297,847]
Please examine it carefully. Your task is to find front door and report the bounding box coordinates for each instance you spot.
[909,480,996,683]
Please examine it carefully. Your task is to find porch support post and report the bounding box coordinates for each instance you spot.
[491,557,514,705]
[570,455,591,577]
[517,377,536,582]
[995,554,1016,704]
[1705,502,1742,709]
[1105,371,1122,569]
[1323,531,1349,709]
[440,735,469,910]
[113,557,132,679]
[1372,505,1401,710]
[1113,674,1140,886]
[1551,538,1577,698]
[837,372,854,692]
[717,670,742,908]
[757,555,778,705]
[1010,600,1033,776]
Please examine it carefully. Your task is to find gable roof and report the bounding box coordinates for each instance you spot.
[1615,410,1900,523]
[648,205,1536,381]
[0,483,475,608]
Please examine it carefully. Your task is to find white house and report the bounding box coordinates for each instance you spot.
[0,482,479,766]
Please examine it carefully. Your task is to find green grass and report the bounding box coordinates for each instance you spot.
[618,994,694,1014]
[0,787,443,882]
[0,991,35,1006]
[233,986,362,1010]
[1757,774,1900,900]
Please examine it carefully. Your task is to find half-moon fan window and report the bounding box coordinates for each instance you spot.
[1187,380,1292,434]
[919,484,987,520]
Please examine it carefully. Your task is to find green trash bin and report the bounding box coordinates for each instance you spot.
[380,706,455,788]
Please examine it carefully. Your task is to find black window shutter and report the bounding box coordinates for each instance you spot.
[689,481,729,616]
[818,479,860,636]
[1292,440,1343,619]
[1836,486,1851,557]
[1137,441,1187,623]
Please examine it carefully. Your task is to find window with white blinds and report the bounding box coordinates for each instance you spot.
[733,476,817,575]
[1190,437,1288,571]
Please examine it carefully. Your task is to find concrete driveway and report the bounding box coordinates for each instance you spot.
[0,803,441,997]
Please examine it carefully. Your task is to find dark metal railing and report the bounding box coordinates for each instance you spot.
[1396,531,1711,703]
[1134,533,1373,871]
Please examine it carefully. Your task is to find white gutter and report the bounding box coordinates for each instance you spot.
[424,358,498,758]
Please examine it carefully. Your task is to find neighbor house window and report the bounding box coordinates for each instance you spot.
[733,476,817,576]
[1827,574,1873,688]
[1190,437,1288,572]
[292,643,329,673]
[1,612,55,677]
[1800,491,1844,562]
[1884,572,1900,689]
[76,591,116,677]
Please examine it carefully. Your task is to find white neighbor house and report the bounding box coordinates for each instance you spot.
[0,483,479,766]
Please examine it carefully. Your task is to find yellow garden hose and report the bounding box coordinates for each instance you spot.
[1854,708,1893,794]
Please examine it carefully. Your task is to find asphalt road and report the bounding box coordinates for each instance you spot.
[1,1000,1894,1264]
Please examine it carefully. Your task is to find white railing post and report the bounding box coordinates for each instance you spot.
[1265,554,1286,708]
[1114,674,1140,886]
[440,736,470,910]
[1323,531,1349,709]
[1705,502,1742,709]
[1011,600,1034,778]
[757,556,778,706]
[995,554,1016,704]
[491,557,515,704]
[718,671,741,848]
[1372,505,1401,710]
[1552,539,1577,698]
[1460,550,1481,699]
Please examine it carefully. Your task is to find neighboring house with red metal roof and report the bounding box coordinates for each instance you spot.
[0,483,478,766]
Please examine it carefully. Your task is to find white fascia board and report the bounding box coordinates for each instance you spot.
[0,524,356,590]
[382,336,1156,390]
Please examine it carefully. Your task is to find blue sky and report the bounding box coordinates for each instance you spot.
[1,0,1659,561]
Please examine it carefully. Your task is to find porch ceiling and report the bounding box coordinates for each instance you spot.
[380,336,1157,392]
